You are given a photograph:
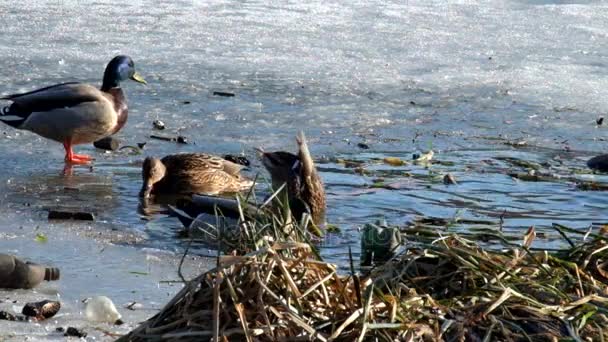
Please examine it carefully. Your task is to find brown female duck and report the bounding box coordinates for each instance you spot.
[259,131,326,227]
[140,153,254,198]
[0,55,146,164]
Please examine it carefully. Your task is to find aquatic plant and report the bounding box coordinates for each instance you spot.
[120,217,608,341]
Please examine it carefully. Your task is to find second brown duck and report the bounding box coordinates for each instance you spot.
[140,153,254,198]
[259,131,326,227]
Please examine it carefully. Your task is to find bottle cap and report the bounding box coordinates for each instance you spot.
[44,268,60,281]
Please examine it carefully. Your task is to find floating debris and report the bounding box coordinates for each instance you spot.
[212,91,235,97]
[382,156,406,166]
[357,142,370,149]
[598,117,604,125]
[176,136,188,144]
[63,327,87,338]
[413,150,434,163]
[85,296,123,325]
[48,210,95,221]
[93,137,120,151]
[152,120,165,130]
[150,135,190,144]
[0,254,60,289]
[22,300,60,321]
[0,311,25,321]
[360,221,401,266]
[443,173,457,185]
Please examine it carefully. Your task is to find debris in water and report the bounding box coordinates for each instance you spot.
[212,91,235,97]
[360,221,401,266]
[413,150,434,163]
[85,296,123,325]
[597,117,604,125]
[137,142,147,149]
[22,300,60,321]
[357,142,370,149]
[152,120,165,130]
[48,210,95,221]
[34,233,47,243]
[177,136,188,144]
[383,156,407,166]
[93,137,120,151]
[0,254,60,289]
[64,327,87,338]
[443,173,457,185]
[150,135,189,144]
[0,311,23,321]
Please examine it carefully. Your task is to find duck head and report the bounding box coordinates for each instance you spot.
[140,157,167,198]
[260,150,300,188]
[101,55,147,91]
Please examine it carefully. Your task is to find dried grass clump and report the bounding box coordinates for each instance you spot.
[121,226,608,341]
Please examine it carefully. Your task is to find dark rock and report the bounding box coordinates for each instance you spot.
[177,136,188,144]
[588,154,608,172]
[357,142,370,149]
[598,117,604,125]
[0,311,19,321]
[93,137,120,151]
[22,300,60,320]
[182,101,191,104]
[64,327,87,338]
[137,142,147,149]
[212,91,235,97]
[48,210,95,221]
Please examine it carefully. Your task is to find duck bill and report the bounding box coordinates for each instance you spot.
[130,72,147,85]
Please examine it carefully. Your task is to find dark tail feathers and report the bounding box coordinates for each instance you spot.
[0,105,26,128]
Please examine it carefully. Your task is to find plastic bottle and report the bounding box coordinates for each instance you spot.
[85,296,123,325]
[0,254,60,289]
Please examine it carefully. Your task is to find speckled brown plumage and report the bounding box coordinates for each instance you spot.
[261,131,326,227]
[140,153,253,198]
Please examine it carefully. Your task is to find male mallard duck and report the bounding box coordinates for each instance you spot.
[140,153,254,198]
[0,55,146,164]
[259,131,326,227]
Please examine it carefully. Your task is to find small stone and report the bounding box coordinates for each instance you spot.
[64,327,87,338]
[153,120,166,130]
[93,137,120,151]
[213,91,235,97]
[177,136,188,144]
[357,142,370,149]
[137,142,147,149]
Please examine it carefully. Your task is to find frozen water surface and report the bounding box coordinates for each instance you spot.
[2,0,608,339]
